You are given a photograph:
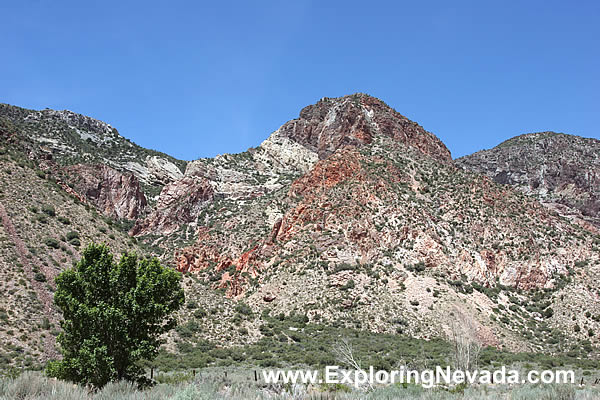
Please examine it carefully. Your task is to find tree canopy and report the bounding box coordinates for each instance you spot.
[47,243,185,387]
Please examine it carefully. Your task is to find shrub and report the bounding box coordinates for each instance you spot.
[44,238,59,249]
[407,261,426,273]
[34,272,47,282]
[41,318,51,330]
[341,279,355,290]
[333,263,356,273]
[186,301,198,309]
[41,205,55,217]
[66,231,79,241]
[57,216,71,225]
[234,302,253,316]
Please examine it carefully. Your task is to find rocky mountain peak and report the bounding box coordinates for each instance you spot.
[139,94,454,236]
[275,93,452,163]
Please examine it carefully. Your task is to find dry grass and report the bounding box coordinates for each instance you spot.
[1,372,600,400]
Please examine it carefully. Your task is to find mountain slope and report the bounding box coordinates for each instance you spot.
[0,145,148,369]
[132,94,452,238]
[174,130,600,353]
[1,95,599,369]
[456,132,600,232]
[0,104,187,202]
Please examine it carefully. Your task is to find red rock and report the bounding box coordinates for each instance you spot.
[61,164,147,220]
[131,176,213,235]
[278,94,452,163]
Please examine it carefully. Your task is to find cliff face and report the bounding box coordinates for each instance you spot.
[61,164,147,220]
[457,132,600,231]
[131,176,214,236]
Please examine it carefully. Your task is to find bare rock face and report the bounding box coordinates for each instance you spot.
[131,176,214,236]
[277,93,452,162]
[124,155,184,188]
[457,132,600,230]
[62,164,147,219]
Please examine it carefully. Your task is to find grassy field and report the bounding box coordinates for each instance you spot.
[0,372,599,400]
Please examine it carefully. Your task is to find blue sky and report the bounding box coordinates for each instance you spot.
[1,0,598,160]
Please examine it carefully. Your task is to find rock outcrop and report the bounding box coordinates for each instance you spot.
[277,94,452,162]
[131,176,214,235]
[62,164,147,220]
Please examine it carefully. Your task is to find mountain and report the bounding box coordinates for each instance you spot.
[456,132,600,232]
[132,94,451,237]
[0,104,187,203]
[169,97,599,354]
[0,94,599,370]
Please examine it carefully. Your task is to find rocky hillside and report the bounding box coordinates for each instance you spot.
[0,145,147,368]
[1,94,599,370]
[130,94,600,355]
[457,132,600,232]
[174,131,599,354]
[133,94,451,237]
[0,104,187,203]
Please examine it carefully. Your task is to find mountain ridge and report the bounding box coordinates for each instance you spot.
[457,131,600,231]
[0,94,599,369]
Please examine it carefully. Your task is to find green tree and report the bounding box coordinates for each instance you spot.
[46,243,185,387]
